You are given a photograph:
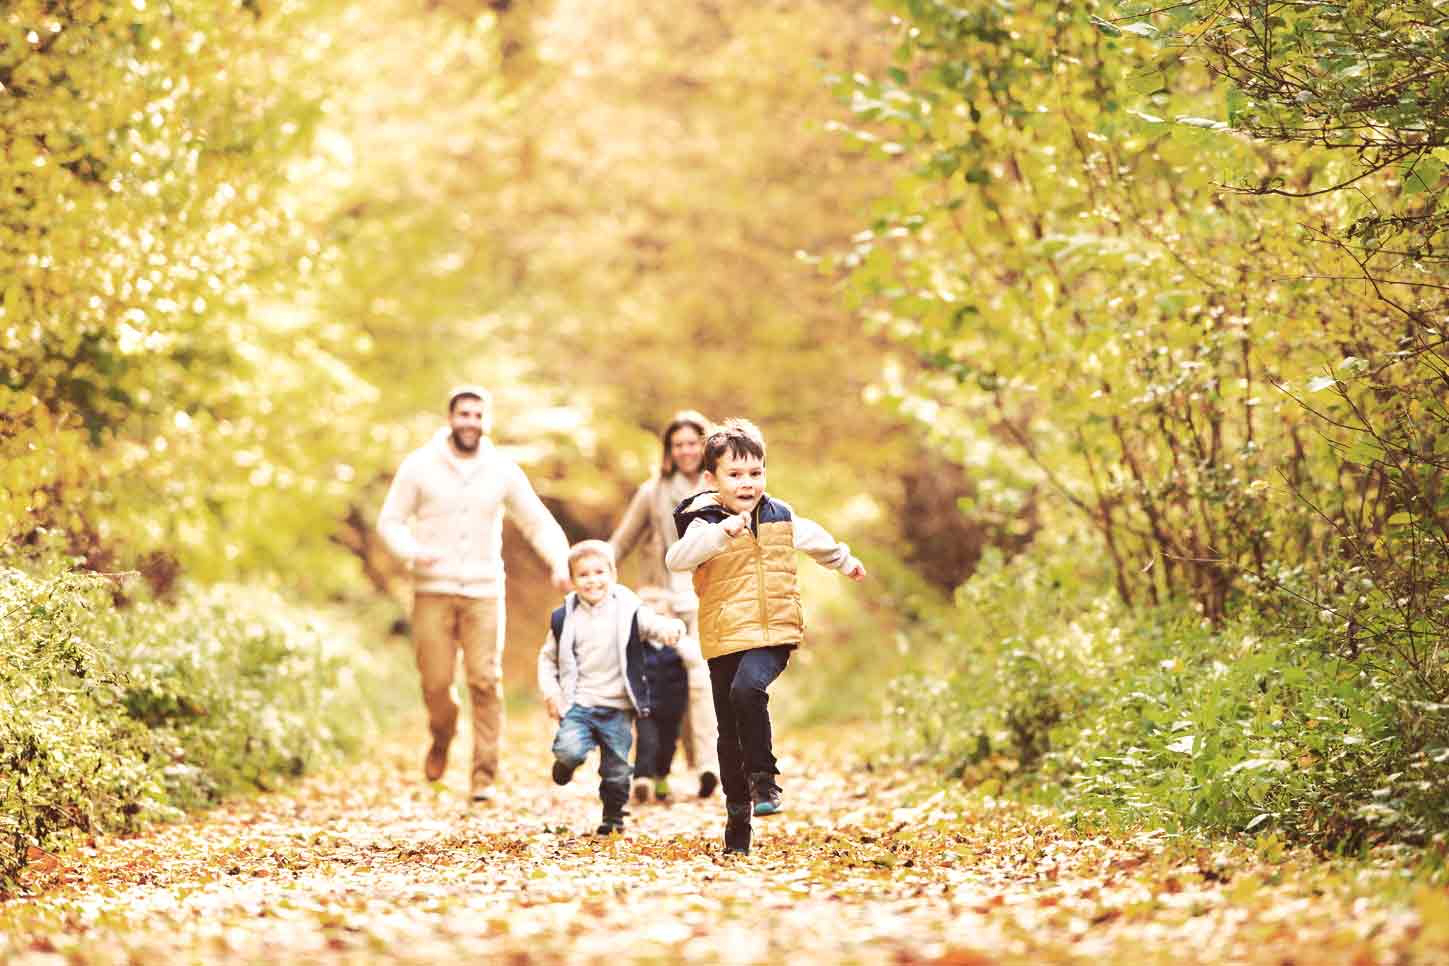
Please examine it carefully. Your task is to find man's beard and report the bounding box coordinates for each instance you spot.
[451,428,481,452]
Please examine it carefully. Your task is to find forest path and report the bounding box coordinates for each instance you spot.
[3,712,1441,964]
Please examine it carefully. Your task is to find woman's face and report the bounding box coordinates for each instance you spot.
[669,425,704,476]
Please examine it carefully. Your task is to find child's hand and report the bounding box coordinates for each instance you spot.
[721,512,749,537]
[845,560,868,582]
[545,696,564,721]
[659,619,685,647]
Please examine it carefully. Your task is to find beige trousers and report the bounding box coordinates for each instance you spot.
[412,592,504,790]
[676,609,720,777]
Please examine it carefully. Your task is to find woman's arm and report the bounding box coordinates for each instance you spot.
[608,479,654,565]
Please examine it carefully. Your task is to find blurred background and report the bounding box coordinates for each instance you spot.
[6,0,1448,869]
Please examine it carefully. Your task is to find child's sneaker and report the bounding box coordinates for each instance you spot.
[723,802,752,855]
[631,777,654,804]
[552,760,577,786]
[749,771,784,816]
[653,777,671,803]
[698,771,719,799]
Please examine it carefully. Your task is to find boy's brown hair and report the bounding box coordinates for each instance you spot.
[567,539,616,577]
[702,418,766,475]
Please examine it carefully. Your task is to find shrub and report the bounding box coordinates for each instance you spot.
[0,565,412,890]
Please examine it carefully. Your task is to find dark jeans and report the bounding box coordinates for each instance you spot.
[634,712,684,780]
[708,645,793,807]
[552,704,634,817]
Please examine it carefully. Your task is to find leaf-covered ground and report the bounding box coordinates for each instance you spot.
[4,712,1448,965]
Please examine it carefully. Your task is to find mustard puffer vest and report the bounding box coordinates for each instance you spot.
[673,493,804,660]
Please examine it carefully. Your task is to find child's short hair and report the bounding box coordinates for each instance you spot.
[567,539,616,577]
[702,418,766,475]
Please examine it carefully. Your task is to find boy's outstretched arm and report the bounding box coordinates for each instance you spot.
[665,517,736,572]
[637,605,686,647]
[537,629,566,720]
[794,516,868,581]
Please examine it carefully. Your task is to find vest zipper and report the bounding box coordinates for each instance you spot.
[754,526,769,644]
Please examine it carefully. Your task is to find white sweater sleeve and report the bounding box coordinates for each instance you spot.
[537,629,564,703]
[665,518,732,572]
[792,515,860,573]
[377,456,427,561]
[504,462,571,580]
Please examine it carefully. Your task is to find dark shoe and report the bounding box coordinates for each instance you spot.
[424,736,451,782]
[470,785,496,804]
[698,771,718,799]
[723,803,752,855]
[551,760,577,786]
[749,771,783,816]
[594,816,625,836]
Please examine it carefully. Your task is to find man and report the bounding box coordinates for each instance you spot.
[379,385,571,802]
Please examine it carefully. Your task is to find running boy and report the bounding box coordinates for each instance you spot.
[538,540,686,835]
[665,419,867,855]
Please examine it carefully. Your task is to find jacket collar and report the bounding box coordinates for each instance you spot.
[430,426,494,475]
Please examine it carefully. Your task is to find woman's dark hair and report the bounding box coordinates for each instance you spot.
[659,409,712,477]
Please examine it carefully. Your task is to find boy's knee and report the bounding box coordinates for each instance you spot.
[553,747,586,769]
[729,682,768,711]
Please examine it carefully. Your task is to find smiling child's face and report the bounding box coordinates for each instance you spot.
[706,449,766,516]
[571,553,614,606]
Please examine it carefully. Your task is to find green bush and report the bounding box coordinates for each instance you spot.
[0,564,413,890]
[889,542,1449,849]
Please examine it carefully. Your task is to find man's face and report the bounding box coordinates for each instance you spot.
[571,553,615,606]
[705,449,765,516]
[669,426,704,476]
[449,397,486,453]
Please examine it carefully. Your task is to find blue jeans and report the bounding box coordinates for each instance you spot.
[708,645,793,807]
[552,704,635,817]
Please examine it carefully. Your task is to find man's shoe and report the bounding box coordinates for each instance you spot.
[424,737,451,782]
[723,803,752,855]
[632,777,654,804]
[698,771,719,799]
[594,817,625,836]
[551,760,577,787]
[749,771,784,816]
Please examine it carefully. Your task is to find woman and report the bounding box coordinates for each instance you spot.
[610,410,720,799]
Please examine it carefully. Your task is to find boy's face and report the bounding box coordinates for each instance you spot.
[705,450,766,516]
[571,553,615,606]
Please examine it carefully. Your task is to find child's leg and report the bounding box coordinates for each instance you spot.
[633,716,661,780]
[707,652,749,805]
[655,711,684,779]
[727,646,792,782]
[593,708,634,828]
[550,705,598,783]
[708,652,753,853]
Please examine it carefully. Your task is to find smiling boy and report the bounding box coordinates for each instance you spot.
[538,540,685,835]
[665,419,867,855]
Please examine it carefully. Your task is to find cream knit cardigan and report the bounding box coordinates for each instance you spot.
[378,428,570,598]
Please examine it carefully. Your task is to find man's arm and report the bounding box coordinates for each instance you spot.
[793,515,867,579]
[503,462,572,590]
[608,480,653,565]
[377,457,431,563]
[665,517,734,572]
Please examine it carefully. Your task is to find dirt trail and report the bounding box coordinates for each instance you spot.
[3,711,1443,965]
